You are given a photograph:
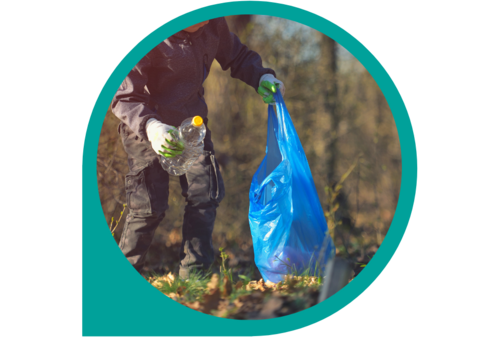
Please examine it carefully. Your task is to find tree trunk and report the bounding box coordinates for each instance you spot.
[321,34,339,185]
[320,35,354,252]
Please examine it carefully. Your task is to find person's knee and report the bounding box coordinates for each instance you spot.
[125,160,169,218]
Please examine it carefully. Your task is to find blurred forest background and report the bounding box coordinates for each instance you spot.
[97,15,401,277]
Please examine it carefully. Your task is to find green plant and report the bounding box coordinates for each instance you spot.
[150,269,211,303]
[274,255,297,275]
[110,203,126,237]
[324,155,361,242]
[219,247,233,283]
[237,264,255,287]
[237,274,250,285]
[273,250,325,283]
[354,253,373,269]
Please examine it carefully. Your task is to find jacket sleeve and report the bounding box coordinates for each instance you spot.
[214,18,276,90]
[111,55,159,140]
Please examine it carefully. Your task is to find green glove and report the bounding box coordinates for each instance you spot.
[257,74,285,104]
[159,129,185,158]
[146,119,185,158]
[258,81,278,104]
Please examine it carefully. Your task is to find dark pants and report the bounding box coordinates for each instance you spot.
[117,122,225,279]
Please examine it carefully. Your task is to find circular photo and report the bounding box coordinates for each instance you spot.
[97,15,401,319]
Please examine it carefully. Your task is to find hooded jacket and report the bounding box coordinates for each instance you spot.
[112,17,276,141]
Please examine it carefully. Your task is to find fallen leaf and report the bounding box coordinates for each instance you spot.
[251,291,265,300]
[217,299,231,312]
[285,275,298,291]
[150,280,163,289]
[176,286,186,296]
[185,301,201,311]
[257,286,266,292]
[233,291,267,318]
[202,287,221,314]
[246,280,267,292]
[212,309,229,318]
[246,281,257,291]
[233,298,244,308]
[207,273,219,291]
[166,272,175,285]
[223,275,232,297]
[156,272,176,286]
[265,281,276,289]
[258,296,284,319]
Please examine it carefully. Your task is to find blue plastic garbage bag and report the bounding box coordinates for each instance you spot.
[249,91,335,283]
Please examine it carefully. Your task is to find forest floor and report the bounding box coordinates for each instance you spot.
[144,246,372,319]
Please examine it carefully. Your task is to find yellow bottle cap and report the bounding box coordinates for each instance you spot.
[192,116,203,127]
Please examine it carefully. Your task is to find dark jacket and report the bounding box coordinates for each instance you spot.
[112,17,275,140]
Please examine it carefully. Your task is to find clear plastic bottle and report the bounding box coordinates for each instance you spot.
[160,116,206,176]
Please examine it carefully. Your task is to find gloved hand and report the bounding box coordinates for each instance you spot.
[146,118,185,158]
[257,74,285,104]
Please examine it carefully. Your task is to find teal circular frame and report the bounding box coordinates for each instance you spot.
[83,1,417,336]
